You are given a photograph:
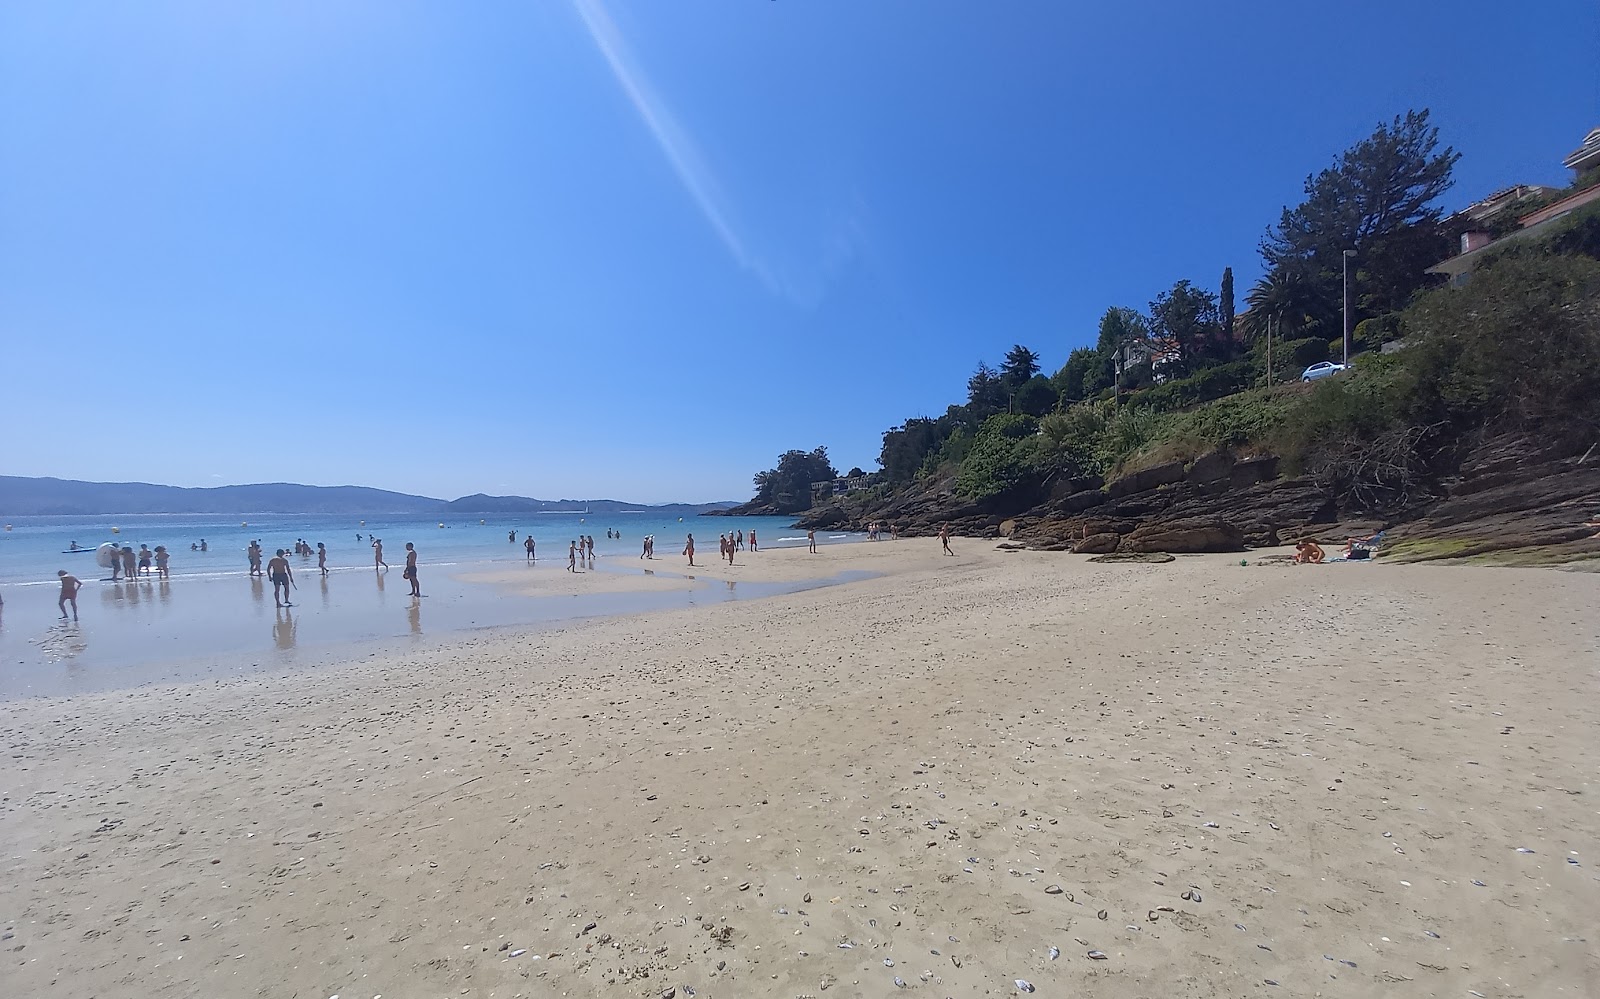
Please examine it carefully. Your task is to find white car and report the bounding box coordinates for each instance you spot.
[1301,361,1347,382]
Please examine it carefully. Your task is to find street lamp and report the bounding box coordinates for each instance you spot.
[1342,249,1357,367]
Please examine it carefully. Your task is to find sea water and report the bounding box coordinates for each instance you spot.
[0,511,840,587]
[0,511,868,696]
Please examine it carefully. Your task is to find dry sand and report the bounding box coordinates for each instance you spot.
[2,542,1596,998]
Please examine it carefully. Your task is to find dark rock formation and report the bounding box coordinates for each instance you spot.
[1073,532,1121,554]
[1121,519,1245,553]
[1384,433,1600,564]
[779,434,1598,565]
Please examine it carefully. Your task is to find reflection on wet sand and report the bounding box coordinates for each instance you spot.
[273,607,296,650]
[320,575,330,608]
[158,580,171,604]
[407,598,421,635]
[250,576,265,604]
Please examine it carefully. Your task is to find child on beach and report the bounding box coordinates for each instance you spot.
[317,542,328,575]
[57,570,82,620]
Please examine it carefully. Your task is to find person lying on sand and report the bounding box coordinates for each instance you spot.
[1293,539,1325,564]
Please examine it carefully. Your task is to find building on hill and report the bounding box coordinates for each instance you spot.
[1427,125,1600,288]
[1563,126,1600,180]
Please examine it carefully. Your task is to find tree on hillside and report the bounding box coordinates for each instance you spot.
[1013,374,1059,416]
[752,446,838,513]
[1261,109,1460,331]
[1148,281,1223,377]
[1220,267,1235,341]
[1244,265,1323,340]
[1000,344,1042,392]
[1052,346,1099,404]
[1095,307,1150,403]
[966,362,1009,419]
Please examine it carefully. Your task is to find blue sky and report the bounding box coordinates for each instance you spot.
[3,1,1595,503]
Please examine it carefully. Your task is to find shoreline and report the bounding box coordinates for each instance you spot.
[0,542,896,699]
[2,545,1596,998]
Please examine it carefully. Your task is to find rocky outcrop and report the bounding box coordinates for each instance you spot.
[781,434,1599,565]
[1072,532,1121,554]
[1121,519,1245,553]
[1384,433,1600,564]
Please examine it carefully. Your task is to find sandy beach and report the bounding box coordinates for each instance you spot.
[2,542,1596,998]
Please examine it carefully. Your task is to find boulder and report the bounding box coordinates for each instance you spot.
[1122,519,1246,553]
[998,518,1017,538]
[1073,532,1121,554]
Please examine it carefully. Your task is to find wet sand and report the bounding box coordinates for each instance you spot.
[1,544,1596,998]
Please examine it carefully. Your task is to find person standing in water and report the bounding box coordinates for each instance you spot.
[684,533,696,567]
[137,544,153,576]
[121,546,138,580]
[939,522,954,556]
[154,545,170,579]
[199,538,208,552]
[403,542,421,596]
[509,529,516,543]
[749,529,758,552]
[372,537,388,570]
[57,570,83,620]
[316,542,328,576]
[267,549,294,607]
[524,535,536,562]
[807,530,817,554]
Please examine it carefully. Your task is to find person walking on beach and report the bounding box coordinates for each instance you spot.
[524,535,536,562]
[317,542,328,576]
[248,541,263,576]
[736,529,744,551]
[57,570,83,621]
[567,540,578,572]
[154,545,170,580]
[267,549,294,607]
[748,529,758,552]
[938,523,954,556]
[807,529,817,554]
[403,542,421,597]
[372,537,388,570]
[684,533,696,567]
[640,535,649,559]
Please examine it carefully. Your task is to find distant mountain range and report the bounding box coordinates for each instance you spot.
[0,476,740,517]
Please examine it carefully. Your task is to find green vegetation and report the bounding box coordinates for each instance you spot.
[794,112,1600,526]
[750,447,838,514]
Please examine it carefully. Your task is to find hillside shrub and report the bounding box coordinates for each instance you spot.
[956,414,1043,502]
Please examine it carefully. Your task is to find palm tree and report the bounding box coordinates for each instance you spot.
[1244,267,1322,341]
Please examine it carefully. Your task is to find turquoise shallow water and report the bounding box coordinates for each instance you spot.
[0,511,851,588]
[0,512,870,698]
